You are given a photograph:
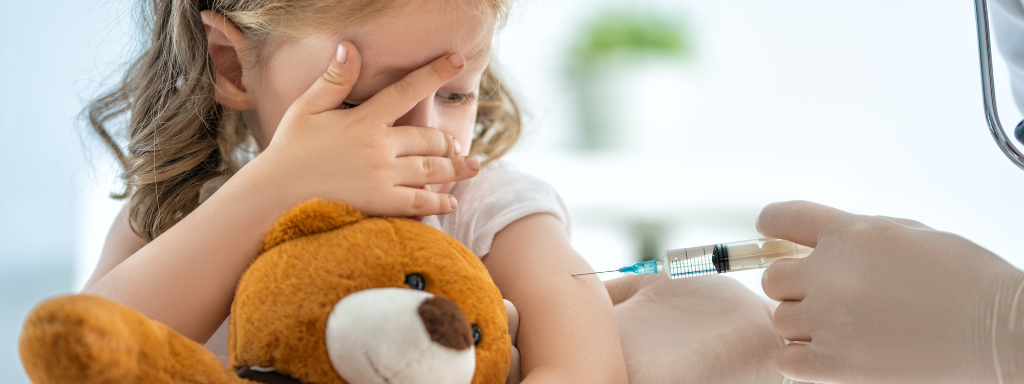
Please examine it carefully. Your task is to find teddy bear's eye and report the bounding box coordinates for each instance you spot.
[472,324,481,345]
[405,274,425,290]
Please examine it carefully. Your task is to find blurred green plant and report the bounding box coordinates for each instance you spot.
[572,10,693,72]
[568,10,694,150]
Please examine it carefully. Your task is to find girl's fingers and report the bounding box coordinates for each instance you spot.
[503,299,520,345]
[362,52,466,124]
[393,156,480,186]
[390,126,461,157]
[391,187,458,216]
[507,344,522,384]
[294,41,362,115]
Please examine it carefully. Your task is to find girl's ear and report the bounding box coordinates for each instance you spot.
[200,10,253,111]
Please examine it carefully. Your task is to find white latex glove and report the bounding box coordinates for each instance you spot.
[607,274,788,384]
[758,201,1024,383]
[505,276,803,383]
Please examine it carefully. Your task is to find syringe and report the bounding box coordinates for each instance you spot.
[573,238,813,279]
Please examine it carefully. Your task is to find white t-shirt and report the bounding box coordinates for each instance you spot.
[993,0,1024,114]
[422,160,573,258]
[204,160,572,364]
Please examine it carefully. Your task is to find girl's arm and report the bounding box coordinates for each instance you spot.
[81,203,147,292]
[484,213,628,384]
[84,167,309,342]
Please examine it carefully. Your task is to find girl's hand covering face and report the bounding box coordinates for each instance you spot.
[253,41,481,217]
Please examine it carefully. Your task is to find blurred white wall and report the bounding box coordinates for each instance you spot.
[3,0,1024,381]
[0,1,136,381]
[493,0,1024,293]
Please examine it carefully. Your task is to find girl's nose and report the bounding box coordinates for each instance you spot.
[393,96,437,129]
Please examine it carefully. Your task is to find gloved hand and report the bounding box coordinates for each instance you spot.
[758,201,1024,383]
[504,275,790,384]
[607,273,787,384]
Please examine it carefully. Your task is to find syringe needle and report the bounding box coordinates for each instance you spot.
[572,270,619,276]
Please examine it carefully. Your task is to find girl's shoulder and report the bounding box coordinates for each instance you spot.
[454,160,547,193]
[425,160,573,258]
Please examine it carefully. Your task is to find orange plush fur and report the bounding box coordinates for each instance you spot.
[19,199,511,384]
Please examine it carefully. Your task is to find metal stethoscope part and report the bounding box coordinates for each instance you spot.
[976,0,1024,171]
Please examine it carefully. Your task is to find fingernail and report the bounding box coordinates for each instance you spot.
[448,195,458,210]
[452,138,462,155]
[465,156,480,171]
[335,43,348,64]
[447,52,465,69]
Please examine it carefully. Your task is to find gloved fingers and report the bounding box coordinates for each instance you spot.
[762,258,805,301]
[756,200,857,247]
[877,215,932,230]
[772,301,812,342]
[777,342,840,384]
[603,275,644,305]
[503,299,519,346]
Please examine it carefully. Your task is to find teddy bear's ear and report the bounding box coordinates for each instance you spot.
[259,199,368,252]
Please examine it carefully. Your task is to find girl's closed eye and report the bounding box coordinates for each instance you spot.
[437,91,477,106]
[340,91,476,110]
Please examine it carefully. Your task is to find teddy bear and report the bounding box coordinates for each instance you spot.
[19,199,512,384]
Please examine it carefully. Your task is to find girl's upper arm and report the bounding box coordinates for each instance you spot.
[81,203,148,292]
[483,213,627,384]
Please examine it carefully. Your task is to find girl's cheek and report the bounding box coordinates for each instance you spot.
[437,106,478,156]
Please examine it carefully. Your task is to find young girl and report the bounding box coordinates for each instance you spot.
[81,0,627,382]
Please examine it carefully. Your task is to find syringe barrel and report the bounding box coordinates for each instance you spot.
[718,238,813,272]
[663,244,719,279]
[663,238,812,279]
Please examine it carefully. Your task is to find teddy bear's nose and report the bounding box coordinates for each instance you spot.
[418,296,473,351]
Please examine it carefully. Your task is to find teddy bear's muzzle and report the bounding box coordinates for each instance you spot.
[324,288,476,384]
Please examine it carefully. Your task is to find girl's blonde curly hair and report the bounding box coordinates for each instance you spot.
[88,0,521,241]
